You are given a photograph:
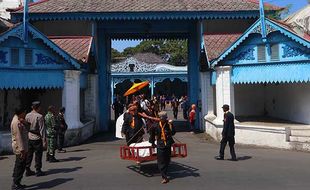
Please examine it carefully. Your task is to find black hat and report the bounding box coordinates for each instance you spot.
[222,104,230,110]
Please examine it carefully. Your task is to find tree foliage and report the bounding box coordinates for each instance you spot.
[112,40,188,66]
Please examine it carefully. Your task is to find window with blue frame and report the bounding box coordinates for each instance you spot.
[11,48,19,65]
[271,44,279,61]
[25,49,33,65]
[257,45,266,62]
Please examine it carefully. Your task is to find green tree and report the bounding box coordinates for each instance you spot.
[115,40,188,66]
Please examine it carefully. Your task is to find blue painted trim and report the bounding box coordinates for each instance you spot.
[11,11,260,22]
[211,71,216,86]
[0,23,80,69]
[27,25,80,69]
[267,20,310,49]
[0,69,64,89]
[212,18,310,67]
[232,62,310,84]
[212,19,261,66]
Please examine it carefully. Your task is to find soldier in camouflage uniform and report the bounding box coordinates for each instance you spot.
[45,106,59,163]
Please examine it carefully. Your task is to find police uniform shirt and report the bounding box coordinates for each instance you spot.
[11,115,29,155]
[26,110,45,140]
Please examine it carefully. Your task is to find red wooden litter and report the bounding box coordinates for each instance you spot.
[120,143,187,163]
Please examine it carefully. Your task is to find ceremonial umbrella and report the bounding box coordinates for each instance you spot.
[123,81,150,96]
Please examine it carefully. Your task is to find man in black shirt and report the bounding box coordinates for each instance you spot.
[149,111,176,184]
[216,104,237,161]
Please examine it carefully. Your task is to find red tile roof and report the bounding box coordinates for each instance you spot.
[49,36,92,63]
[204,33,243,61]
[10,0,281,13]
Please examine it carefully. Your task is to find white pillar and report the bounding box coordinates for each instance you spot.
[84,74,99,127]
[62,70,83,129]
[214,66,235,124]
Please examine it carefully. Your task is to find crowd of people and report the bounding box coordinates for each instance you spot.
[10,101,68,190]
[113,94,195,123]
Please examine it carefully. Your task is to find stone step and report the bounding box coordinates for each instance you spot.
[290,129,310,137]
[288,141,310,152]
[290,136,310,143]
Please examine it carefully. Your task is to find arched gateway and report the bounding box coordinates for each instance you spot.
[5,0,280,137]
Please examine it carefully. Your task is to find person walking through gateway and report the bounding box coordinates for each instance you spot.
[56,107,68,153]
[11,107,29,190]
[149,111,176,184]
[25,101,46,177]
[45,106,59,162]
[216,104,237,161]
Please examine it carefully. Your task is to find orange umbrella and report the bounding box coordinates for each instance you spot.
[124,81,150,96]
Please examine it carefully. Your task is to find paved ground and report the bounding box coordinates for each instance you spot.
[1,125,310,190]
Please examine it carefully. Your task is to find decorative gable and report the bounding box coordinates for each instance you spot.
[213,18,310,67]
[0,23,80,70]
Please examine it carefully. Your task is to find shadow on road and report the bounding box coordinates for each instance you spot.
[127,161,200,179]
[46,167,83,175]
[237,156,252,161]
[66,149,91,153]
[59,157,87,162]
[26,178,73,190]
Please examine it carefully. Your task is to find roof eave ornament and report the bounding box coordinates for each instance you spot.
[260,0,267,43]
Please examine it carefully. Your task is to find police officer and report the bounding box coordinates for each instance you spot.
[11,107,29,190]
[216,104,237,161]
[25,101,45,177]
[45,106,59,162]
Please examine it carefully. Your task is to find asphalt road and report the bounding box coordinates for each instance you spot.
[1,128,310,190]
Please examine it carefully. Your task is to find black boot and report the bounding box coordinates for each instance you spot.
[49,156,59,163]
[36,169,45,176]
[25,168,35,177]
[11,183,26,190]
[46,153,50,162]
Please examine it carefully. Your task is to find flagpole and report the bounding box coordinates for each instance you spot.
[259,0,267,42]
[23,0,29,43]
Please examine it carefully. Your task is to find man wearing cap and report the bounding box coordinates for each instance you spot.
[25,101,46,177]
[11,107,29,190]
[149,111,176,184]
[216,104,237,161]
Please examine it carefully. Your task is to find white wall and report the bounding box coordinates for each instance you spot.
[234,83,310,125]
[235,84,265,116]
[265,83,310,124]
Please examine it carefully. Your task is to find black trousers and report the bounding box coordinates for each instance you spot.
[57,132,65,150]
[13,155,26,185]
[26,139,43,170]
[219,136,236,159]
[173,109,178,119]
[157,146,171,179]
[183,109,188,120]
